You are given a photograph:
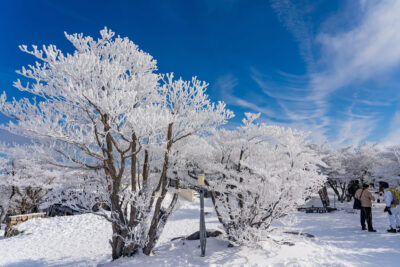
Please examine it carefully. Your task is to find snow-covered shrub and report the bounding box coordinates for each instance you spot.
[342,144,380,184]
[0,143,60,220]
[372,146,400,189]
[180,113,326,246]
[0,185,12,226]
[312,145,350,202]
[313,143,383,202]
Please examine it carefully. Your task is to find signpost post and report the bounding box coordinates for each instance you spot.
[318,186,330,208]
[198,173,206,257]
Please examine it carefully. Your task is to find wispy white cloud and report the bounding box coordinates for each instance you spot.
[332,107,377,147]
[264,0,400,146]
[381,111,400,145]
[213,74,238,95]
[251,70,309,102]
[353,99,392,107]
[210,1,399,147]
[233,98,277,118]
[311,0,400,101]
[333,117,376,147]
[311,0,400,146]
[213,74,278,118]
[270,0,316,67]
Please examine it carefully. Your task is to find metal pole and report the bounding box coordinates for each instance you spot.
[199,187,206,257]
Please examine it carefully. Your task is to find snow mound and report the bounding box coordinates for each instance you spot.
[0,213,111,266]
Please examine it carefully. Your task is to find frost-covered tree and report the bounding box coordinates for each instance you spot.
[342,143,379,184]
[0,143,59,218]
[0,156,12,226]
[372,146,400,189]
[312,145,349,202]
[314,143,381,202]
[0,28,232,259]
[179,113,325,246]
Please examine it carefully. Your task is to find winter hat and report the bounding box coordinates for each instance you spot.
[379,181,389,188]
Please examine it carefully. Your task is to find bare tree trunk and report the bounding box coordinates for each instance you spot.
[129,133,138,223]
[209,190,228,230]
[102,115,129,260]
[142,149,149,187]
[339,182,347,202]
[109,158,126,260]
[0,206,6,228]
[237,149,244,209]
[131,133,137,193]
[121,133,140,257]
[327,179,341,201]
[142,123,173,255]
[111,222,126,259]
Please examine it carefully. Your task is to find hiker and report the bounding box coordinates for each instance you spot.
[348,180,360,202]
[355,183,376,232]
[379,181,400,233]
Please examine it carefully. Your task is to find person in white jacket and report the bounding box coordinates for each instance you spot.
[379,182,400,233]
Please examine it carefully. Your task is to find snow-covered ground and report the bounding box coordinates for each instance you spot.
[1,195,399,267]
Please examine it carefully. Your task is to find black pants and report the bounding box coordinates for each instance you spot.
[361,207,373,230]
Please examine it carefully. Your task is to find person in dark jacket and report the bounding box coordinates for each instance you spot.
[349,180,360,205]
[355,183,376,232]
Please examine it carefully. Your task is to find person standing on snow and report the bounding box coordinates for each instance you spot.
[379,182,400,233]
[348,180,360,202]
[355,183,376,232]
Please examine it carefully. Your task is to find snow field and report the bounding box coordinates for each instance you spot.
[0,214,111,266]
[0,196,399,266]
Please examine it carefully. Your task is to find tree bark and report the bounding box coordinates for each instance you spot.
[102,114,128,260]
[142,149,149,187]
[142,123,173,255]
[237,149,244,209]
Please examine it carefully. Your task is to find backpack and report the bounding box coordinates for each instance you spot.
[388,188,400,206]
[353,189,364,210]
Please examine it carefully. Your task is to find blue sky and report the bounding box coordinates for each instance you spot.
[1,0,400,146]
